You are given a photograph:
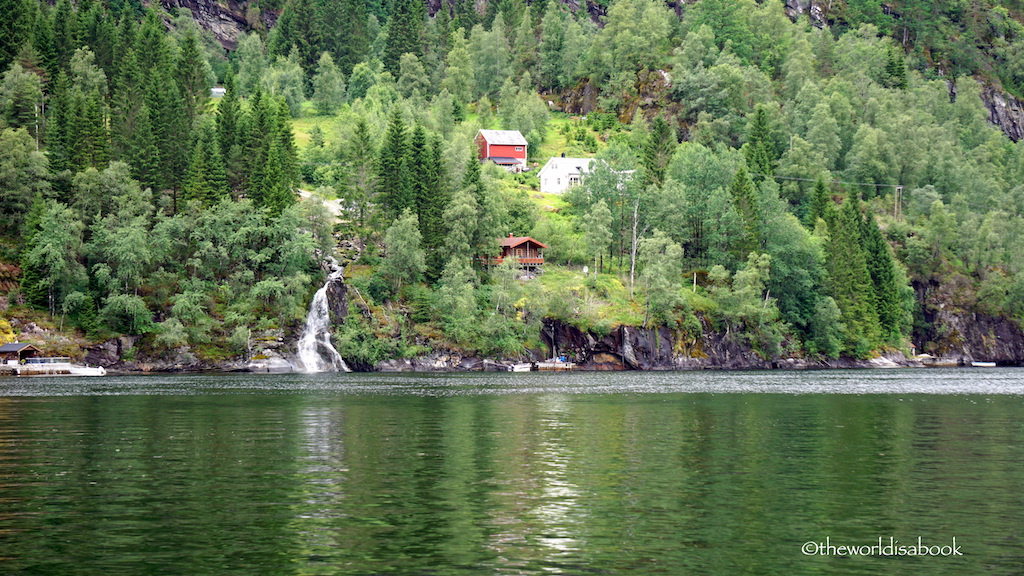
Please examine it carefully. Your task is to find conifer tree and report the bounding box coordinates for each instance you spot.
[860,212,905,344]
[824,195,881,356]
[376,109,413,221]
[642,117,674,188]
[333,0,371,75]
[883,45,908,90]
[806,176,833,227]
[384,0,425,73]
[147,68,188,200]
[259,138,295,217]
[743,106,777,182]
[71,88,109,170]
[0,0,33,70]
[343,117,378,231]
[409,124,431,229]
[184,122,229,207]
[266,0,319,78]
[216,72,242,191]
[175,29,209,126]
[729,166,762,258]
[52,0,78,69]
[273,97,299,186]
[422,135,449,279]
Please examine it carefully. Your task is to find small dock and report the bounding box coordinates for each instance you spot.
[0,357,105,376]
[2,357,73,376]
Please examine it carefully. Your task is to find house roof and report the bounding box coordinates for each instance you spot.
[0,343,39,353]
[501,235,548,249]
[539,157,595,176]
[478,129,528,146]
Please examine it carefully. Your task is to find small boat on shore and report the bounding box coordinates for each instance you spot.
[971,361,997,367]
[536,357,576,371]
[508,362,533,372]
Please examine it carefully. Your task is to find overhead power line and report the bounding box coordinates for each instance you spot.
[748,173,904,189]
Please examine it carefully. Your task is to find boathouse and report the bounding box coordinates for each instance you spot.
[0,343,41,364]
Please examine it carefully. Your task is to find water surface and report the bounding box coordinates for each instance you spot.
[1,369,1022,575]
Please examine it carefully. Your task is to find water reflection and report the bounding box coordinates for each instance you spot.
[0,371,1022,575]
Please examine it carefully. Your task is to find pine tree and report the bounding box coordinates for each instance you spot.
[0,0,33,70]
[824,195,881,356]
[729,166,762,258]
[860,212,905,344]
[743,106,777,182]
[883,45,908,90]
[267,0,319,78]
[71,88,109,170]
[422,135,449,279]
[52,0,78,69]
[806,176,833,227]
[384,0,425,73]
[147,68,188,200]
[175,29,209,126]
[273,97,299,186]
[260,138,295,217]
[333,0,371,75]
[184,122,229,207]
[642,117,674,188]
[376,109,413,221]
[339,117,377,235]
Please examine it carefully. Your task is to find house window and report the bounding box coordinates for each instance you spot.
[515,146,523,151]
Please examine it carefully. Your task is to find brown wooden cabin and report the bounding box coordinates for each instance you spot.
[482,234,548,272]
[0,343,41,364]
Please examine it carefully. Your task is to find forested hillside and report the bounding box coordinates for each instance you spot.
[1,0,1023,366]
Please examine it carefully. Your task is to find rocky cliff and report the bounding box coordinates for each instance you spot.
[160,0,275,50]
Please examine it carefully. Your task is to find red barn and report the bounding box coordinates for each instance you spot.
[476,130,528,172]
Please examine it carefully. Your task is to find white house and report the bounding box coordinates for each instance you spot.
[538,156,595,194]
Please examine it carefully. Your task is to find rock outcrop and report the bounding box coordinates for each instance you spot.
[161,0,276,50]
[981,84,1024,142]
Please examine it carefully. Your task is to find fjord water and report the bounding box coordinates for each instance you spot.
[1,370,1023,575]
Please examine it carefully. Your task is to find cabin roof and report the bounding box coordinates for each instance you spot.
[501,235,548,249]
[478,129,528,146]
[0,343,39,353]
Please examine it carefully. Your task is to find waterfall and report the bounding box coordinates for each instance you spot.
[295,265,350,373]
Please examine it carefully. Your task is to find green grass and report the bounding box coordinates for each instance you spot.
[525,265,644,330]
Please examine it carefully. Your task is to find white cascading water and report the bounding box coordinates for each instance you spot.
[295,265,350,372]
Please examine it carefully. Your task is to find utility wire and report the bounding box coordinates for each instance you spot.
[749,173,904,188]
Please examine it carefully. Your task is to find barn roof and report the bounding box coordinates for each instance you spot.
[501,235,548,249]
[478,129,528,146]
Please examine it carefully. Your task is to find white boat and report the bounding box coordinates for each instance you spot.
[69,364,107,376]
[508,363,533,372]
[971,361,996,367]
[536,358,576,371]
